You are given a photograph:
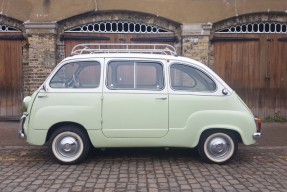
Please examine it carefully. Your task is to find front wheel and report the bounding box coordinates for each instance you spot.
[198,130,238,164]
[48,126,90,164]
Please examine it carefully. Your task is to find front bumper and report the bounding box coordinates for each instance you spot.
[18,112,28,139]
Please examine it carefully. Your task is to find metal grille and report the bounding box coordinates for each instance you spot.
[217,22,287,34]
[66,21,171,34]
[0,24,19,32]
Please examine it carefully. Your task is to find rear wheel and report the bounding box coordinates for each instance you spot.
[48,126,90,164]
[198,130,238,164]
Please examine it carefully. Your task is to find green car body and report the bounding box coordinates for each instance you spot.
[20,52,261,164]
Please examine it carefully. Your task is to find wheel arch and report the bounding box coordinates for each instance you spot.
[46,121,91,144]
[184,110,256,148]
[189,126,244,148]
[198,128,242,146]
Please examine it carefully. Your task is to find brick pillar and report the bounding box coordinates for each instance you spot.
[181,24,212,66]
[23,22,58,95]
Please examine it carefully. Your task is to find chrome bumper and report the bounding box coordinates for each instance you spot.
[252,132,262,140]
[18,112,28,139]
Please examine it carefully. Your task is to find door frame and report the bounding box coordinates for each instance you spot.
[101,57,169,138]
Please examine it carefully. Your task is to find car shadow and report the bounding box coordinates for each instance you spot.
[87,147,202,162]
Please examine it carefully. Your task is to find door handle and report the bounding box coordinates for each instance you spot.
[37,93,47,98]
[156,97,167,100]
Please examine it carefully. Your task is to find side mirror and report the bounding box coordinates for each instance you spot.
[222,88,229,95]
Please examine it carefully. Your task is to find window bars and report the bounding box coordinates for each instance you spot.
[0,24,19,32]
[66,21,171,34]
[217,22,287,34]
[71,43,177,56]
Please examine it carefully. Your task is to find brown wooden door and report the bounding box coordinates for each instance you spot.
[63,33,176,56]
[0,33,23,119]
[213,33,287,118]
[270,35,287,119]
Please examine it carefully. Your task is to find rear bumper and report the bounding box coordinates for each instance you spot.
[18,112,28,139]
[252,132,262,140]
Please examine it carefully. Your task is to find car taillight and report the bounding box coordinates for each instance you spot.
[255,117,261,132]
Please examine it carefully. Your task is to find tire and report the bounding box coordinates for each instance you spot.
[48,126,90,165]
[198,130,238,164]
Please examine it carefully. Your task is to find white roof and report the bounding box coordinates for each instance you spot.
[63,53,204,67]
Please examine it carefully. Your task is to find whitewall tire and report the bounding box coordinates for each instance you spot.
[198,130,238,164]
[48,126,90,164]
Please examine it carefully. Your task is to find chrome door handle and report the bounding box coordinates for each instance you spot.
[156,97,167,100]
[38,93,47,98]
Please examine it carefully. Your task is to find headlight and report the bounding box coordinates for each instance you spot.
[23,96,31,109]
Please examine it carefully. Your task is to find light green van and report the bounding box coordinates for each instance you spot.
[19,44,261,164]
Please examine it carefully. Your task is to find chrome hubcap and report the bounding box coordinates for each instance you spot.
[207,136,230,158]
[57,136,80,157]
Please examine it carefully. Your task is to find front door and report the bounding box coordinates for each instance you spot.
[29,59,103,131]
[102,59,168,138]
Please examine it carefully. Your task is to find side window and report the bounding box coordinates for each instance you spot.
[170,64,216,92]
[107,61,164,90]
[50,61,101,88]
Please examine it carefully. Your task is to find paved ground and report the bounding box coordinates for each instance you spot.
[0,121,286,192]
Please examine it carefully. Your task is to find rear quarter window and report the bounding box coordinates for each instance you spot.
[170,63,216,92]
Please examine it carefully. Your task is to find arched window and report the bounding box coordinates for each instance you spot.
[0,24,20,32]
[216,22,287,34]
[65,21,172,34]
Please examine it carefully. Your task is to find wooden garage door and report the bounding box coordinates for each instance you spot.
[213,33,287,118]
[62,21,177,56]
[63,33,177,57]
[62,22,177,89]
[0,33,23,119]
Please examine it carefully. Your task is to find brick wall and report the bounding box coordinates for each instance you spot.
[23,22,58,95]
[23,34,57,95]
[181,24,212,67]
[182,36,210,65]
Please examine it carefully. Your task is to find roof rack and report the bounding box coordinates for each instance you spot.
[71,43,177,56]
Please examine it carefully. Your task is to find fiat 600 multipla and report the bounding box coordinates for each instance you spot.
[19,44,261,164]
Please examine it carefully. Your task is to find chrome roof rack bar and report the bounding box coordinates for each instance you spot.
[71,43,177,56]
